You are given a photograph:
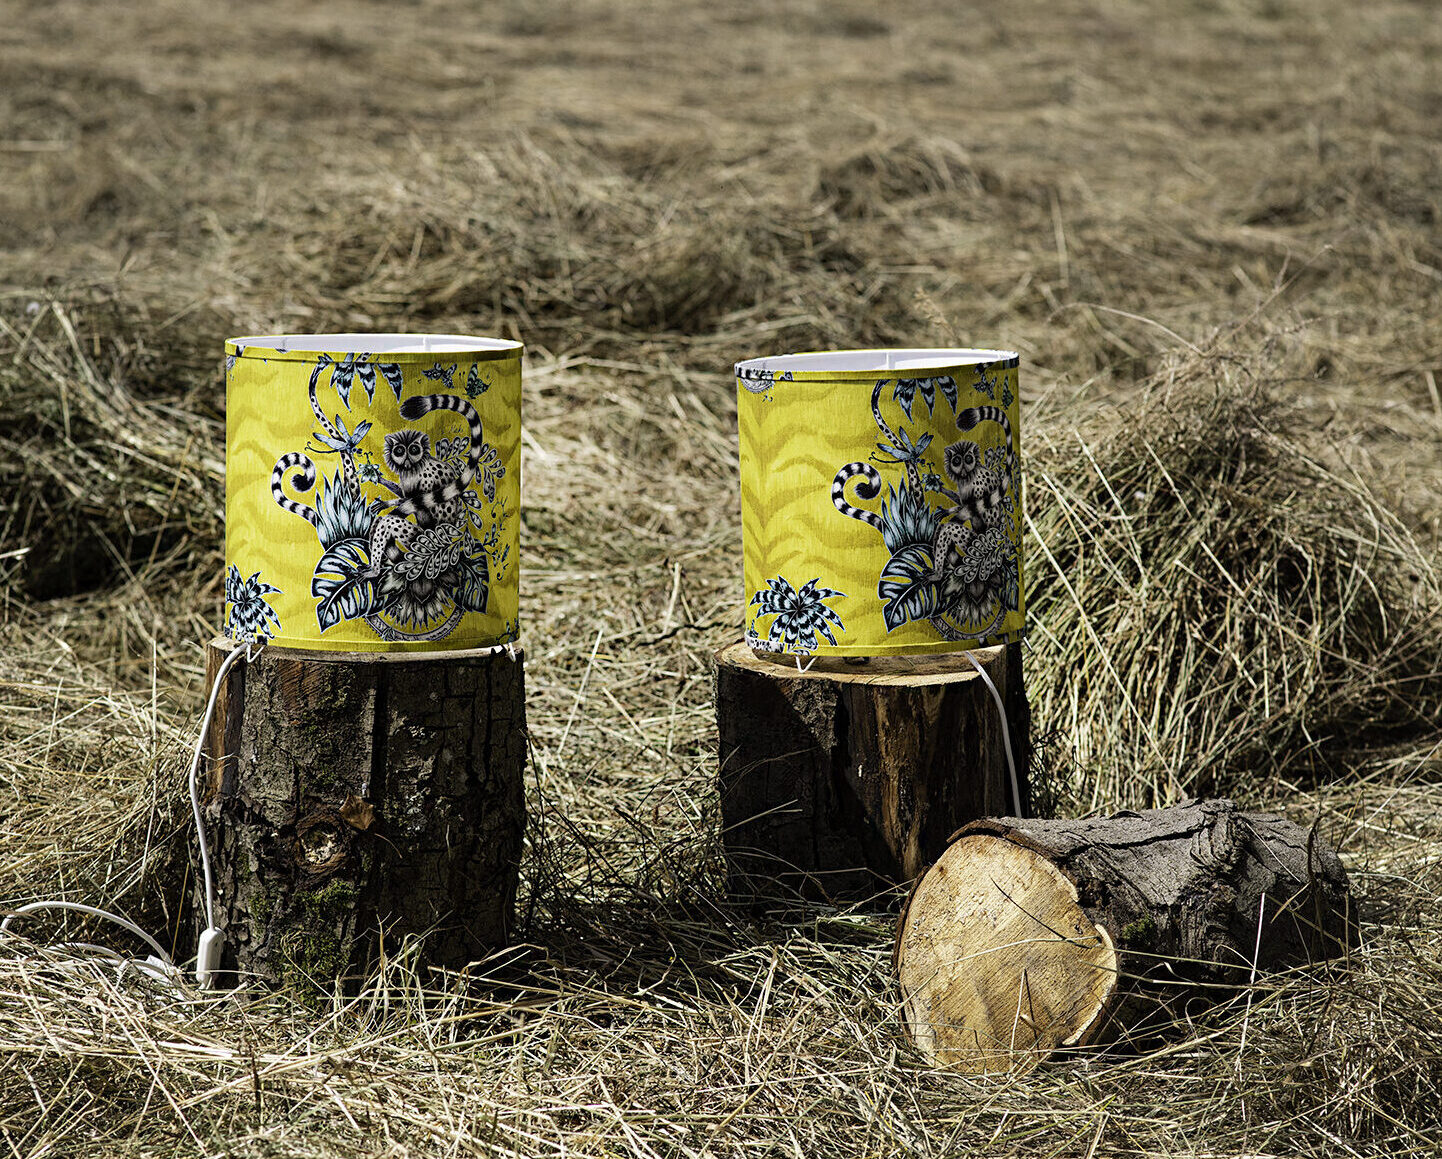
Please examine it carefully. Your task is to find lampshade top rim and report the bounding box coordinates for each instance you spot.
[227,333,523,361]
[736,347,1018,378]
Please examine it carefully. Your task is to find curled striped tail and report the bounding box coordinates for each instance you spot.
[832,462,885,530]
[956,405,1011,441]
[399,393,485,488]
[271,453,319,525]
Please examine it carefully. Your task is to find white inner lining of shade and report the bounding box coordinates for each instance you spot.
[736,348,1017,374]
[230,333,521,355]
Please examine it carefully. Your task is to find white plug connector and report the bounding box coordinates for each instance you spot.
[196,926,224,988]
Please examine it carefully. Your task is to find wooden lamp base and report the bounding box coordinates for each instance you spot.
[199,637,526,989]
[715,640,1030,902]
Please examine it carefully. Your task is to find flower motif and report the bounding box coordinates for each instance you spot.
[224,564,282,643]
[749,575,846,653]
[387,574,452,628]
[934,527,1019,627]
[874,424,933,467]
[737,367,793,396]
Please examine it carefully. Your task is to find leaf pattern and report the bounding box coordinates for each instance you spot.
[380,362,405,400]
[877,542,939,631]
[890,375,958,420]
[310,539,382,632]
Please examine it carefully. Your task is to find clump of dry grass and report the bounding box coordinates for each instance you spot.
[1026,336,1442,810]
[0,293,223,606]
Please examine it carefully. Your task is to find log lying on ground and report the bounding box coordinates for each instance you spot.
[715,641,1030,902]
[895,799,1355,1073]
[201,638,526,989]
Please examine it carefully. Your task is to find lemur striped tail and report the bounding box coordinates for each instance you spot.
[832,463,885,529]
[956,405,1011,441]
[271,453,319,525]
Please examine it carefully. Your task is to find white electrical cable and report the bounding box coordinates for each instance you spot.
[0,900,173,963]
[189,641,255,934]
[964,650,1025,819]
[1,640,257,988]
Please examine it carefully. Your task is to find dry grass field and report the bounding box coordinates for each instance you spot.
[3,0,1442,1154]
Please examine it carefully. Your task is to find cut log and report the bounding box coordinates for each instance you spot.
[895,800,1355,1073]
[715,640,1030,901]
[200,637,526,989]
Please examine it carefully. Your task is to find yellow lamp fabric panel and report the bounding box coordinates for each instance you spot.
[224,345,520,652]
[738,359,1024,657]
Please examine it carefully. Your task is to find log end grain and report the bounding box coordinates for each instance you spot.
[896,835,1117,1073]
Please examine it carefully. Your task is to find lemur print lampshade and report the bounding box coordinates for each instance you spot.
[224,334,521,652]
[736,348,1025,658]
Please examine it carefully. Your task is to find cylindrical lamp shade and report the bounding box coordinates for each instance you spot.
[736,348,1024,657]
[224,334,521,652]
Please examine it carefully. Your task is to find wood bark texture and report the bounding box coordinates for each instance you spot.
[896,799,1355,1074]
[715,640,1030,901]
[201,638,526,989]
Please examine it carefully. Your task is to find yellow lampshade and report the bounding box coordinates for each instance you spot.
[224,333,521,652]
[736,348,1024,657]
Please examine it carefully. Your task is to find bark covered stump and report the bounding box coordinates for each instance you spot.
[896,800,1355,1074]
[715,641,1030,902]
[201,637,526,989]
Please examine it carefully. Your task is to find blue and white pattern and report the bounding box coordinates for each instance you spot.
[268,355,507,643]
[736,367,794,398]
[748,575,846,653]
[831,372,1020,642]
[224,564,281,643]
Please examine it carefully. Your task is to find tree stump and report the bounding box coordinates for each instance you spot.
[895,800,1355,1074]
[200,637,526,989]
[715,641,1030,902]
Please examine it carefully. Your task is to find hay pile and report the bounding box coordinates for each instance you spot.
[1027,340,1442,810]
[4,0,1442,1154]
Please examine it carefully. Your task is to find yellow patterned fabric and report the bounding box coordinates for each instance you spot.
[224,337,521,652]
[737,352,1025,657]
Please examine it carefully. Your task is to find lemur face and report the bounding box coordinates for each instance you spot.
[384,429,430,473]
[944,440,979,480]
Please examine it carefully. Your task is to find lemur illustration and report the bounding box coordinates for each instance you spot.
[832,376,1017,587]
[361,393,485,579]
